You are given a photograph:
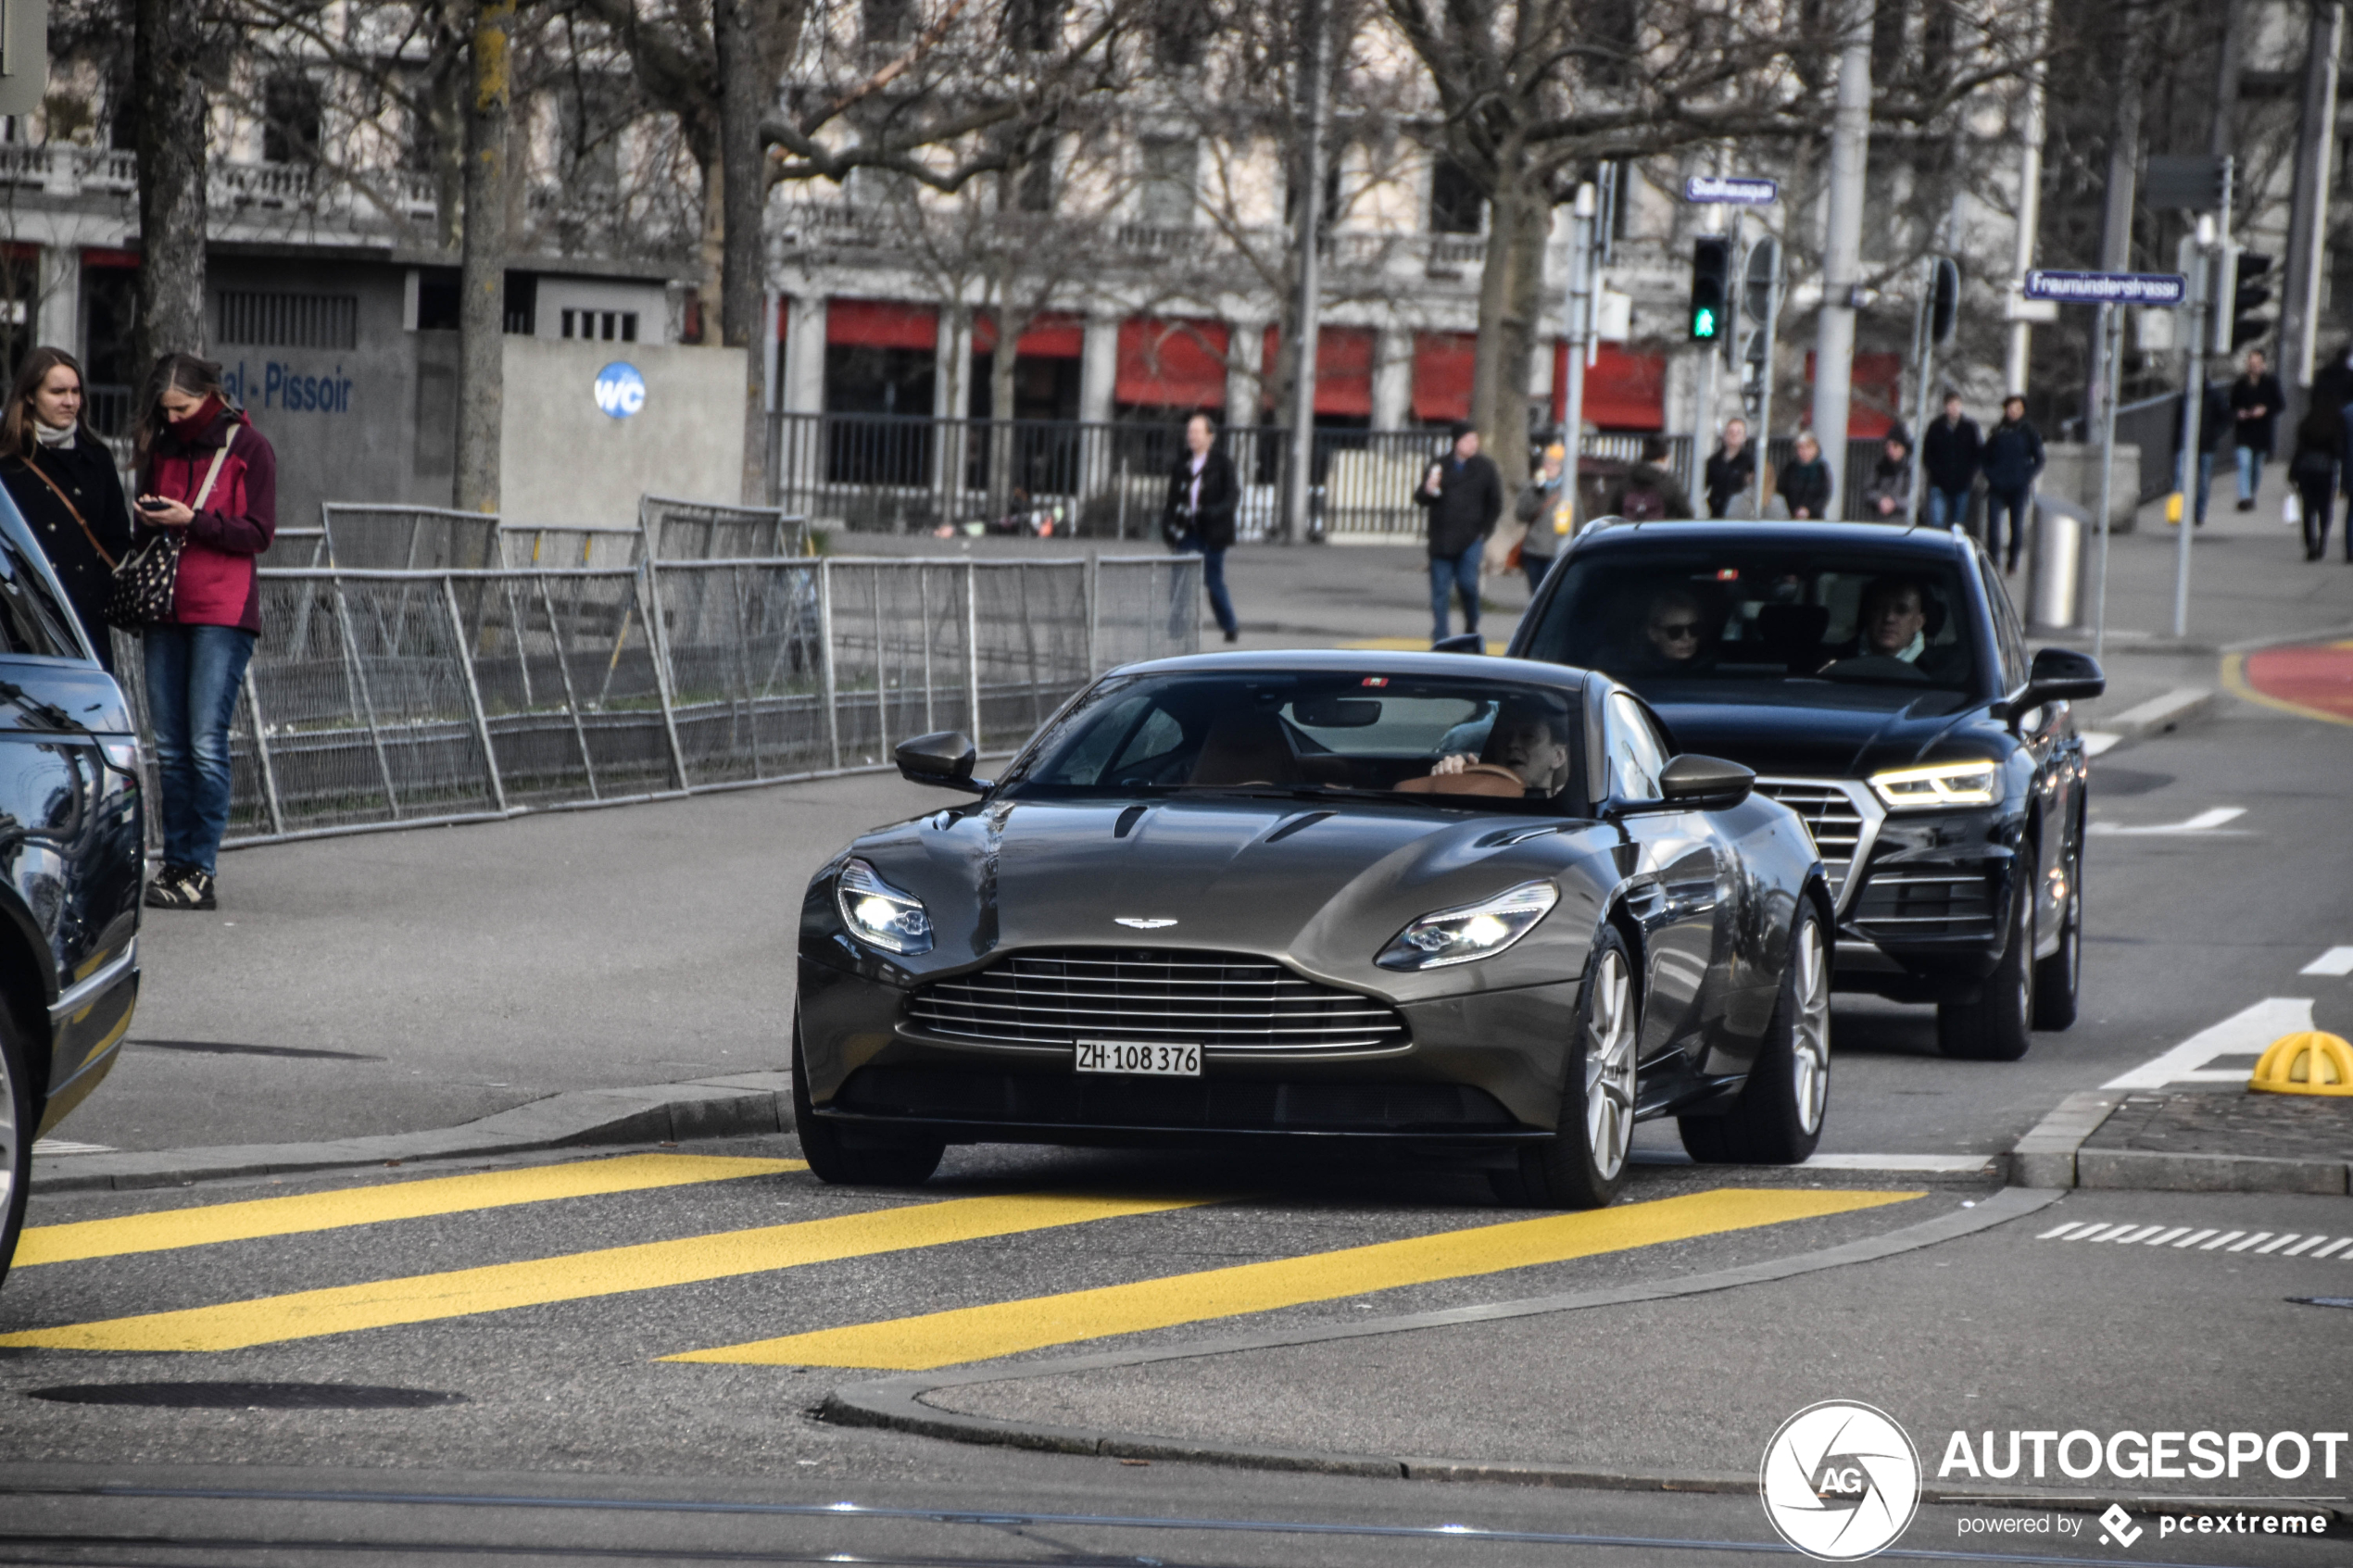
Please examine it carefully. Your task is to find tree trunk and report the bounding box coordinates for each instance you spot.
[697,157,725,345]
[456,0,514,515]
[132,0,208,371]
[1469,161,1545,496]
[715,0,771,507]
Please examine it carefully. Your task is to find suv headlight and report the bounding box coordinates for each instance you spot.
[836,858,933,955]
[1869,760,1999,810]
[1377,881,1558,971]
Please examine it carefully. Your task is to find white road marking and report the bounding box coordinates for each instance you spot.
[1800,1153,1995,1172]
[2110,1224,2169,1244]
[2312,1238,2352,1260]
[2082,732,2120,758]
[2042,1224,2353,1261]
[2103,997,2316,1089]
[2283,1236,2331,1257]
[2086,806,2247,837]
[30,1138,114,1156]
[2170,1229,2220,1248]
[2227,1233,2274,1252]
[2301,947,2353,977]
[2039,1220,2095,1239]
[2142,1226,2193,1246]
[2256,1234,2303,1254]
[2199,1231,2246,1250]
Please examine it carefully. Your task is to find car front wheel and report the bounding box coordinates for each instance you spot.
[0,1005,31,1290]
[1492,927,1639,1210]
[1937,874,2034,1060]
[1680,905,1830,1164]
[791,1010,944,1187]
[2031,845,2082,1032]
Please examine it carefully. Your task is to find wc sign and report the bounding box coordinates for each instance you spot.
[594,361,648,419]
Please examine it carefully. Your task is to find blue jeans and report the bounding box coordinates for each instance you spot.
[2195,451,2214,524]
[1172,531,1237,636]
[1429,540,1483,643]
[2235,445,2264,502]
[1926,487,1971,530]
[144,623,258,875]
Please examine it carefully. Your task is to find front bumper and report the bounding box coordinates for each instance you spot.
[797,952,1579,1143]
[1831,804,2025,1003]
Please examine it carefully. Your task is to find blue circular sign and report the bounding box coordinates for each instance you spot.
[593,361,647,419]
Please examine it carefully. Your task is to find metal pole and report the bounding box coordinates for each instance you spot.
[870,567,887,762]
[1559,182,1596,532]
[2005,0,2051,393]
[639,561,692,790]
[1810,0,1874,520]
[2279,2,2344,395]
[818,557,840,771]
[240,667,284,837]
[329,576,400,819]
[534,571,600,799]
[1753,241,1782,513]
[2091,304,2123,660]
[920,564,936,734]
[1085,550,1101,674]
[2173,228,2212,639]
[1907,259,1933,523]
[963,559,982,748]
[443,573,509,814]
[1281,0,1328,546]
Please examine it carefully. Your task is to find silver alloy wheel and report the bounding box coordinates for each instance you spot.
[1790,918,1831,1135]
[1584,947,1638,1180]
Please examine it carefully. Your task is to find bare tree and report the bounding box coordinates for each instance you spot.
[458,0,518,512]
[132,0,211,367]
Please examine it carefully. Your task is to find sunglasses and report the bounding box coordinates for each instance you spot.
[1652,621,1701,639]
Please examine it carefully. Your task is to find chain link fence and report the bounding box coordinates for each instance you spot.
[111,554,1201,847]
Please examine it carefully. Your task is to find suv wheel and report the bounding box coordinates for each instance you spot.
[2031,845,2082,1032]
[0,1005,31,1289]
[791,1010,944,1187]
[1938,875,2034,1061]
[1680,906,1830,1163]
[1491,927,1639,1210]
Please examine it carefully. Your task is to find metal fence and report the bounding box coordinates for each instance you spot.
[111,554,1201,847]
[312,498,812,572]
[773,413,1711,543]
[2114,393,2183,506]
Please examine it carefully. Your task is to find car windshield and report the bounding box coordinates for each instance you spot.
[1002,671,1585,814]
[1521,548,1982,704]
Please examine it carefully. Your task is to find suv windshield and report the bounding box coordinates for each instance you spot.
[1003,672,1584,813]
[1522,548,1982,705]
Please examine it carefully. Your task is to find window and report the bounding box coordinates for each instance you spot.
[560,309,640,343]
[214,291,359,349]
[262,73,322,165]
[1138,137,1197,228]
[1428,158,1484,235]
[1605,693,1667,801]
[0,529,84,658]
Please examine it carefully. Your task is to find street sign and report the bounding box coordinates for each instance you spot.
[1684,175,1778,206]
[2023,270,2187,307]
[594,361,648,419]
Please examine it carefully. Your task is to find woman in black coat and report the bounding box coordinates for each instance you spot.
[2287,401,2346,562]
[0,347,132,671]
[1776,432,1834,520]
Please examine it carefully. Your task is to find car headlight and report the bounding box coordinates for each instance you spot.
[836,858,933,955]
[1869,760,1999,810]
[1377,881,1558,971]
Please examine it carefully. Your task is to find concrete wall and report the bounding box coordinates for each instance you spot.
[499,336,747,526]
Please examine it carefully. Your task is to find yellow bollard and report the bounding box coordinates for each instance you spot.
[2248,1032,2353,1097]
[2166,493,2184,525]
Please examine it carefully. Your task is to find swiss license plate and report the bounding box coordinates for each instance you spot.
[1075,1040,1201,1077]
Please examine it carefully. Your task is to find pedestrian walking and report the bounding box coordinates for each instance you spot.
[2315,343,2353,546]
[1160,412,1240,643]
[0,347,132,671]
[1703,419,1756,519]
[1920,394,1981,531]
[1862,433,1914,521]
[1514,439,1570,594]
[1413,420,1503,646]
[2228,349,2284,510]
[130,355,278,912]
[2287,401,2345,561]
[1776,432,1833,521]
[1609,437,1692,521]
[1981,395,2044,574]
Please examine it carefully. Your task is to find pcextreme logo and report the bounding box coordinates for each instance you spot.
[1760,1400,1923,1561]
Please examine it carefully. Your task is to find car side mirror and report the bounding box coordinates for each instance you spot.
[2000,646,2105,721]
[1656,753,1755,811]
[1430,632,1486,655]
[895,731,988,794]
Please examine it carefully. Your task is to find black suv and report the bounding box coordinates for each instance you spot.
[0,496,145,1286]
[1512,520,2101,1061]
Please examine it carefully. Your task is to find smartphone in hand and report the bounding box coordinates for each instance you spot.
[136,495,171,513]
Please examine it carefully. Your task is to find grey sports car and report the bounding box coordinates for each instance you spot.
[794,651,1834,1208]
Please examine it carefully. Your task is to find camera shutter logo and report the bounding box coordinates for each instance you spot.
[594,361,648,419]
[1759,1400,1922,1561]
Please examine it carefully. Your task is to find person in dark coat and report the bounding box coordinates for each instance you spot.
[1776,432,1833,521]
[2192,379,2231,526]
[1609,436,1693,521]
[2229,349,2285,510]
[1981,395,2045,573]
[1413,419,1504,646]
[1160,412,1239,642]
[0,347,132,671]
[1703,418,1755,518]
[1920,394,1981,531]
[1862,433,1914,521]
[2287,401,2346,561]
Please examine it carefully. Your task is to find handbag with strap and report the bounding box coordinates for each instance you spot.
[106,430,234,630]
[9,455,118,571]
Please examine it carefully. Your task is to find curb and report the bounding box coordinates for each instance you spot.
[821,1188,2060,1486]
[2093,685,2218,744]
[31,1073,797,1194]
[2006,1089,2352,1194]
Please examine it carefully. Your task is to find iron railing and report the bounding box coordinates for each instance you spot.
[110,554,1201,848]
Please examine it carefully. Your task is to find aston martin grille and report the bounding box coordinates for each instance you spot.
[908,947,1409,1053]
[1755,779,1871,898]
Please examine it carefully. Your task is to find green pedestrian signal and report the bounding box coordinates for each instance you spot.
[1693,306,1718,340]
[1690,237,1731,344]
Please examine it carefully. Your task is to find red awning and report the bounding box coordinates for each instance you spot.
[1551,341,1667,431]
[1412,332,1478,423]
[827,298,938,351]
[971,310,1085,358]
[1260,324,1376,417]
[1115,318,1229,409]
[81,247,142,270]
[1802,350,1905,438]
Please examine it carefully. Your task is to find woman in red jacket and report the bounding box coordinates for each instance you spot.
[132,355,276,911]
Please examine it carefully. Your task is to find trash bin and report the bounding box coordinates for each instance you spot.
[2026,495,2084,633]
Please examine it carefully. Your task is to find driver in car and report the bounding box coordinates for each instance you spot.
[1417,703,1572,797]
[1626,588,1717,672]
[1820,575,1965,682]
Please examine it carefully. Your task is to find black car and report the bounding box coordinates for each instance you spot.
[1512,520,2102,1061]
[796,652,1834,1210]
[0,496,145,1287]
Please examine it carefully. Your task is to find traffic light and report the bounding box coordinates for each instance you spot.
[1928,256,1960,346]
[1690,236,1731,342]
[2227,250,2274,352]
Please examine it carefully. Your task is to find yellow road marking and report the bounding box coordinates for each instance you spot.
[0,1192,1209,1353]
[669,1186,1919,1371]
[16,1154,809,1268]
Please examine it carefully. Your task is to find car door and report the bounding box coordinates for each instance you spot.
[1604,691,1722,1068]
[1981,557,2070,951]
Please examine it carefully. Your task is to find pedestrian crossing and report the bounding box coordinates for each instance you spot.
[2036,1218,2353,1260]
[2,1153,1922,1369]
